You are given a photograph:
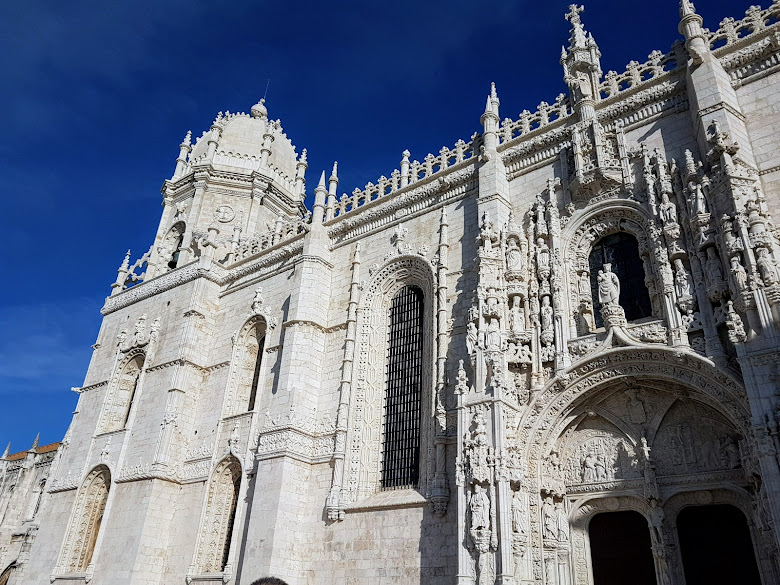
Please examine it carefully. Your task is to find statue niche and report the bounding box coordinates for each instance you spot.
[588,232,652,328]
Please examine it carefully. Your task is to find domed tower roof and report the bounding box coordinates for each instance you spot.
[186,99,305,202]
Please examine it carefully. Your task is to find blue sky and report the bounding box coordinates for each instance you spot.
[0,0,753,453]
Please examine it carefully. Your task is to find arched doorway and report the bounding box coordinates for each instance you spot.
[677,504,760,585]
[589,511,657,585]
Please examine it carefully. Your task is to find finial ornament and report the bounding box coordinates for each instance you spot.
[31,433,40,450]
[565,4,584,25]
[2,443,9,459]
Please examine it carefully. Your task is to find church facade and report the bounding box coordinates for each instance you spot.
[4,2,780,584]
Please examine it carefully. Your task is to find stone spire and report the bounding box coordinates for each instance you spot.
[561,4,602,120]
[678,0,708,64]
[1,443,9,459]
[30,433,40,451]
[480,83,500,152]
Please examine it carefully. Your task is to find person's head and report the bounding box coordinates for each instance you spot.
[250,579,289,585]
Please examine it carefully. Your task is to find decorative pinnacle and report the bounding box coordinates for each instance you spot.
[298,148,308,165]
[316,170,327,190]
[31,433,40,450]
[119,250,131,271]
[680,0,697,18]
[1,443,9,459]
[181,130,192,147]
[565,4,588,50]
[330,161,339,179]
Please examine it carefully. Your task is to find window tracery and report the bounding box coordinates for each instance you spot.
[225,317,267,417]
[101,352,145,433]
[193,457,241,574]
[58,466,111,574]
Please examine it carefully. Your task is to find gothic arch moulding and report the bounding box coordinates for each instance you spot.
[563,200,669,335]
[190,456,242,578]
[519,347,749,484]
[222,315,268,417]
[99,348,146,433]
[344,254,437,504]
[56,465,111,576]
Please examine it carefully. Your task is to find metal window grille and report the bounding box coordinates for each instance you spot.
[381,285,424,489]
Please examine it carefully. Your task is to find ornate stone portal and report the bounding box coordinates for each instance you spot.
[5,2,780,585]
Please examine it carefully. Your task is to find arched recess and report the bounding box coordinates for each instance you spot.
[515,348,753,585]
[57,466,111,574]
[344,255,436,504]
[663,489,776,585]
[192,456,242,575]
[563,201,670,336]
[223,316,268,417]
[158,220,186,271]
[101,349,145,433]
[568,496,654,585]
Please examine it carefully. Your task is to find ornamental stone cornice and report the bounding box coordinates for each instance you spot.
[102,239,304,315]
[325,163,477,244]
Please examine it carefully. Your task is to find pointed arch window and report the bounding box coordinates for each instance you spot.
[231,320,266,416]
[381,285,424,489]
[104,353,144,432]
[588,232,652,327]
[60,466,110,573]
[247,324,265,412]
[194,458,241,574]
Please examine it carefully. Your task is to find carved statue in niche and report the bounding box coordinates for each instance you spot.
[556,501,570,542]
[542,496,557,542]
[648,498,665,546]
[597,264,620,305]
[582,451,597,483]
[721,436,741,468]
[486,317,501,351]
[510,295,525,333]
[506,237,523,272]
[537,239,551,277]
[467,322,479,355]
[757,247,779,285]
[691,182,708,215]
[578,271,591,299]
[540,297,554,336]
[507,341,532,367]
[625,388,647,425]
[512,490,528,536]
[659,193,678,225]
[470,484,490,530]
[673,259,694,301]
[730,256,747,290]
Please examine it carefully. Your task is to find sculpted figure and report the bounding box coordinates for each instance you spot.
[673,259,694,299]
[757,247,779,285]
[659,193,677,225]
[506,238,523,271]
[540,297,554,332]
[730,256,747,290]
[648,499,665,546]
[537,239,550,273]
[595,455,607,481]
[486,317,501,351]
[556,501,570,542]
[466,322,479,355]
[470,484,490,530]
[597,264,620,305]
[582,452,597,483]
[512,491,528,535]
[510,296,525,333]
[543,497,557,541]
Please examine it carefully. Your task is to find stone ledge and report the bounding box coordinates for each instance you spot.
[346,488,427,513]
